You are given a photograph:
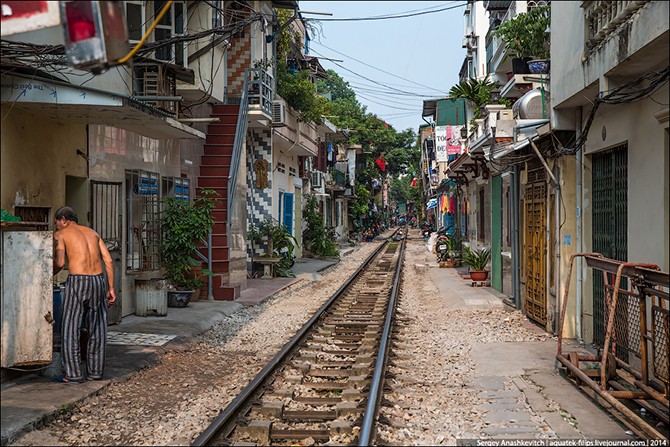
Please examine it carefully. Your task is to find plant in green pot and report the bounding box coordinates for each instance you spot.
[463,246,492,282]
[160,189,219,307]
[492,5,550,74]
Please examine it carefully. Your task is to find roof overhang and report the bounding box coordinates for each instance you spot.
[422,98,448,118]
[489,119,550,161]
[273,0,298,9]
[1,73,204,139]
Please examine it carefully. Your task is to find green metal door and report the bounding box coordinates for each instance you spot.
[592,144,628,347]
[491,175,503,292]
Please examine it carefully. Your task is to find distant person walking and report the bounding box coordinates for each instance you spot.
[53,206,116,383]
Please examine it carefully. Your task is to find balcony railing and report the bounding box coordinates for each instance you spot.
[583,1,649,51]
[246,67,274,116]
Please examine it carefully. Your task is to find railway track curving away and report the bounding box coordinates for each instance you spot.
[193,229,407,446]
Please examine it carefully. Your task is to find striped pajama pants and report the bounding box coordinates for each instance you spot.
[61,274,108,381]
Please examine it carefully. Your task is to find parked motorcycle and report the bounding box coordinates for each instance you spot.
[420,222,434,240]
[433,226,453,262]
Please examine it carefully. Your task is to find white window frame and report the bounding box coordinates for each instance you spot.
[125,1,145,45]
[152,1,187,66]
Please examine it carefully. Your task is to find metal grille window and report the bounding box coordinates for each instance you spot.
[162,176,190,202]
[126,170,161,271]
[91,182,121,251]
[478,188,486,243]
[592,144,628,347]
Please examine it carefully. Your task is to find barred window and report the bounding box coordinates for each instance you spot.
[126,170,161,272]
[162,176,190,202]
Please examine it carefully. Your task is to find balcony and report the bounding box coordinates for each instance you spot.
[246,68,274,127]
[272,102,318,157]
[500,74,548,99]
[486,2,517,76]
[583,1,650,54]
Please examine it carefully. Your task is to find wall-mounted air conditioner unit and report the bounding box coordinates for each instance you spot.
[271,99,286,127]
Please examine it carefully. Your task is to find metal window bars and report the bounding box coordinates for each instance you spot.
[90,181,122,251]
[126,170,161,272]
[557,252,669,440]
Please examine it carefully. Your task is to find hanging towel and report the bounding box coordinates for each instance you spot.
[449,196,456,214]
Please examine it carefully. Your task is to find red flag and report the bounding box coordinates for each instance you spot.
[375,155,386,172]
[409,178,417,187]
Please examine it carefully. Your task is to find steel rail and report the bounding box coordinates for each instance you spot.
[192,231,400,446]
[358,236,406,446]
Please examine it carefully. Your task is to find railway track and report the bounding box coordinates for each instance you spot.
[193,229,407,446]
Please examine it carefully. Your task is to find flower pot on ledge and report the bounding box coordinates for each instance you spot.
[528,59,550,75]
[469,270,489,282]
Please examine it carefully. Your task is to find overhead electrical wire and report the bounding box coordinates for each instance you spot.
[306,2,466,22]
[558,66,669,156]
[310,48,437,98]
[311,41,447,94]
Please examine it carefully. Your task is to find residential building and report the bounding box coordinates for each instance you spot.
[550,0,669,344]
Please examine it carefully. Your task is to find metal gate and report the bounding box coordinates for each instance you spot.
[525,166,547,324]
[91,181,123,325]
[592,144,628,347]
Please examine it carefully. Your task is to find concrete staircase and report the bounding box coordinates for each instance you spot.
[196,104,241,300]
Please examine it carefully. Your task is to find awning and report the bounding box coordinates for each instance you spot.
[488,119,549,160]
[1,73,204,139]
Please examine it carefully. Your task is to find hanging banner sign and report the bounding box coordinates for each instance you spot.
[446,125,464,155]
[434,126,449,162]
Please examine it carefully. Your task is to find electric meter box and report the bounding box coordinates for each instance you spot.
[60,1,129,73]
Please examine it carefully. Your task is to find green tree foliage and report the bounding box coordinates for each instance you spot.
[303,195,340,257]
[275,9,328,124]
[448,75,500,119]
[492,5,551,59]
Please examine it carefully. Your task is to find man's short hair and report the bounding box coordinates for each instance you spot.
[54,206,78,223]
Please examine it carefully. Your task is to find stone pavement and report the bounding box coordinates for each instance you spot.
[418,236,632,441]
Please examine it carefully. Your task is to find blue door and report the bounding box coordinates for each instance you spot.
[283,193,294,234]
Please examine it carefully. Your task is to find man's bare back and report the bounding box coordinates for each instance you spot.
[54,224,104,275]
[53,208,116,306]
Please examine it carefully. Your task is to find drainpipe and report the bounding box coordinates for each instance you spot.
[553,163,561,336]
[575,106,583,343]
[512,164,521,309]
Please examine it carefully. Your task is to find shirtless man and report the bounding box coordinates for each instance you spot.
[53,206,116,383]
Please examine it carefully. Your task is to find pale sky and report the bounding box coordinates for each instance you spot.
[299,1,467,133]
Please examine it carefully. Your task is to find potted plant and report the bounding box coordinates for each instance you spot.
[492,5,550,74]
[249,218,298,278]
[463,246,492,282]
[160,189,219,307]
[445,233,463,268]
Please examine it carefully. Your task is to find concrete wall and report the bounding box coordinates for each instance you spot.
[88,125,181,317]
[551,1,669,113]
[1,107,87,214]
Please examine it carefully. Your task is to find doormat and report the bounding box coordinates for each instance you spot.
[107,331,177,347]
